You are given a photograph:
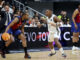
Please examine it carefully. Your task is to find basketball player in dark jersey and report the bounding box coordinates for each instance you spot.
[1,12,31,59]
[72,4,80,54]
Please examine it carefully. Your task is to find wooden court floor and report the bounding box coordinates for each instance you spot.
[0,50,80,60]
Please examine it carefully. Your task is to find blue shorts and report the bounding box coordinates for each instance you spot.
[7,28,22,36]
[71,22,80,33]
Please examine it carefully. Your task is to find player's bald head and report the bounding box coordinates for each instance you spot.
[45,9,53,17]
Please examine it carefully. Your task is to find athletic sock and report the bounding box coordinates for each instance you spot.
[2,45,7,54]
[51,48,55,53]
[59,48,64,54]
[1,41,6,53]
[73,42,78,47]
[23,47,27,54]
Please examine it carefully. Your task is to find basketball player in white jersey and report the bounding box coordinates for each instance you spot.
[45,9,66,57]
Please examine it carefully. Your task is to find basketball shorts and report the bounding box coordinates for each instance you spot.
[71,22,80,33]
[7,28,22,36]
[48,31,61,42]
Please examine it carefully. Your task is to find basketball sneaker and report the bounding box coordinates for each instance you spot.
[24,53,31,59]
[48,52,56,56]
[62,53,67,58]
[1,50,6,58]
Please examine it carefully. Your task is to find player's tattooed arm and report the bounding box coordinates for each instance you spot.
[5,17,19,32]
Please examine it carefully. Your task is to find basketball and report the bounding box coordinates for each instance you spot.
[1,33,10,41]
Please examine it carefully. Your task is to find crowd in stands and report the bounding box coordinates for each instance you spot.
[0,0,71,30]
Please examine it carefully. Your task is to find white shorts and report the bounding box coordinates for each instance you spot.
[48,31,61,42]
[54,31,61,39]
[48,32,54,42]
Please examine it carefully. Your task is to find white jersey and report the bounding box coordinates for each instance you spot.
[47,14,57,33]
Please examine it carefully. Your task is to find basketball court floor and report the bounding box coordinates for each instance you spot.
[0,49,80,60]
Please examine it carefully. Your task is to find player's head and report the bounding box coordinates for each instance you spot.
[5,4,9,12]
[62,11,67,16]
[45,9,53,17]
[22,13,29,21]
[78,4,80,10]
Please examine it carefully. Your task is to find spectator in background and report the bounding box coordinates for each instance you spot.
[30,18,37,27]
[33,12,40,20]
[2,3,13,14]
[58,11,64,19]
[25,17,32,27]
[37,21,42,28]
[13,10,22,18]
[58,11,70,26]
[12,5,16,14]
[25,8,28,13]
[40,16,47,27]
[29,17,47,28]
[61,11,70,25]
[4,4,13,26]
[34,16,39,25]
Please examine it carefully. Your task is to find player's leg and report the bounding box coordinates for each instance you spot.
[72,32,79,51]
[54,38,66,57]
[1,34,14,58]
[5,35,14,47]
[48,32,56,56]
[54,38,62,48]
[48,42,56,56]
[18,33,31,59]
[72,23,80,51]
[0,26,10,54]
[54,32,66,57]
[54,38,64,53]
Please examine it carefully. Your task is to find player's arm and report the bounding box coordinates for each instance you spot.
[48,22,61,27]
[72,9,78,29]
[21,24,25,35]
[40,17,56,26]
[40,17,47,23]
[48,22,56,27]
[21,24,26,38]
[5,17,19,32]
[54,16,62,27]
[54,15,62,22]
[48,16,61,27]
[21,20,27,35]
